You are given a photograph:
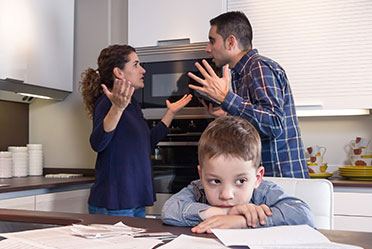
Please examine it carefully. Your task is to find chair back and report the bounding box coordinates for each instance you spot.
[263,177,334,229]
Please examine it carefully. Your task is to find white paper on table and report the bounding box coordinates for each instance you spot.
[212,225,363,249]
[158,234,228,249]
[0,225,159,249]
[71,221,146,238]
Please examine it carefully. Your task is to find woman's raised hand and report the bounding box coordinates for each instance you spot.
[166,94,193,114]
[101,78,135,111]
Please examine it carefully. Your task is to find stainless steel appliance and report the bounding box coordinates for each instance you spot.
[146,118,213,217]
[149,118,212,193]
[136,42,218,216]
[135,42,220,120]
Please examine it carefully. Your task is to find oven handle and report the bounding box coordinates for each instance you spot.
[157,141,198,146]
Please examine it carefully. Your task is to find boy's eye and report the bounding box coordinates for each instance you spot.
[235,178,247,185]
[209,179,221,185]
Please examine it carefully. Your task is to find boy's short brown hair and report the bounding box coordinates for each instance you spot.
[198,116,261,168]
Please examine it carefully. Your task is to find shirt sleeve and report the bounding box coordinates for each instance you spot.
[253,181,315,228]
[161,184,211,227]
[150,121,169,149]
[89,96,116,153]
[222,61,286,138]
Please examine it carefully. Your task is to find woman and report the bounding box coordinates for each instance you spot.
[80,45,192,217]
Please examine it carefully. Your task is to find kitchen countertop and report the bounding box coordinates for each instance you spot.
[0,173,370,195]
[330,178,372,188]
[0,176,95,194]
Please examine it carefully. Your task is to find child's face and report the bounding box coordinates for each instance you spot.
[198,155,264,208]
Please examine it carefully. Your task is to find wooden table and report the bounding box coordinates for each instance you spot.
[0,209,371,248]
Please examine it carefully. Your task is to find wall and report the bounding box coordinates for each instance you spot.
[0,101,28,151]
[29,0,128,168]
[29,1,372,170]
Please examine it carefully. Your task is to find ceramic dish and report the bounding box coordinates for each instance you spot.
[309,172,333,179]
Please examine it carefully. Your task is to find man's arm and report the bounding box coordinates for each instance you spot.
[222,61,287,138]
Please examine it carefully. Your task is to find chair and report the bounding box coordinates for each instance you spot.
[263,177,334,229]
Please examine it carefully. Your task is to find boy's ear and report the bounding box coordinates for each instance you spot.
[254,166,265,189]
[113,67,124,80]
[197,165,202,180]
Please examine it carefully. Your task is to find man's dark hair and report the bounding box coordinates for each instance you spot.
[210,11,252,50]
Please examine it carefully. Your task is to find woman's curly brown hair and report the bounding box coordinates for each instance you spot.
[79,44,136,118]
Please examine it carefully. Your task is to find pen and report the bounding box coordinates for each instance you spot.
[133,232,177,239]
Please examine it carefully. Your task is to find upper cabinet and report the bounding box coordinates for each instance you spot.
[0,0,74,92]
[128,0,227,48]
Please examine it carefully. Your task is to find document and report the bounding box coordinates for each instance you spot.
[158,234,228,249]
[0,225,160,249]
[211,225,363,249]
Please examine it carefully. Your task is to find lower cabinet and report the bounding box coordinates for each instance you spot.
[35,189,90,214]
[0,196,35,210]
[334,192,372,232]
[0,188,90,214]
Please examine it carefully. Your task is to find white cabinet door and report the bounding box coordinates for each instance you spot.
[334,216,372,233]
[35,189,90,214]
[0,196,35,210]
[128,0,226,47]
[0,0,74,92]
[334,192,372,232]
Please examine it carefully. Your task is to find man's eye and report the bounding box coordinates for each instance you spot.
[236,178,246,185]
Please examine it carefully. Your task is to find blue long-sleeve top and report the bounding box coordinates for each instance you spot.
[88,95,168,209]
[162,179,315,228]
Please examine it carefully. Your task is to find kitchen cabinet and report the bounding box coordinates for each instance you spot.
[334,192,372,232]
[128,0,226,47]
[35,189,90,214]
[0,180,92,214]
[0,196,34,210]
[0,0,74,92]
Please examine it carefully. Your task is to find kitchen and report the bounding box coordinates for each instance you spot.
[0,0,372,246]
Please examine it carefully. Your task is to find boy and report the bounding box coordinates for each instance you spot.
[161,116,314,233]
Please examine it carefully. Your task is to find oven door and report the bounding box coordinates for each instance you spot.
[152,141,199,194]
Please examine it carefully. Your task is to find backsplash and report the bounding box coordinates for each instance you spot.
[0,100,29,151]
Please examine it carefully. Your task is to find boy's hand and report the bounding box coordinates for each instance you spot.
[191,215,246,234]
[228,203,272,228]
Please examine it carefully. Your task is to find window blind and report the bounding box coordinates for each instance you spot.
[228,0,372,109]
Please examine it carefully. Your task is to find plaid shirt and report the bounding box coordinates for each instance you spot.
[222,49,309,178]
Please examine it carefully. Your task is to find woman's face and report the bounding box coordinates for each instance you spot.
[121,52,146,90]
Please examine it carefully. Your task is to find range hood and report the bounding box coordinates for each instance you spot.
[0,78,71,103]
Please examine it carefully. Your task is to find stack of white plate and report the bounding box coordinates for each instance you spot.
[8,146,28,177]
[0,151,13,178]
[27,144,43,176]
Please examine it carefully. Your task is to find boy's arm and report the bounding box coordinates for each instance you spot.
[253,181,315,228]
[161,183,211,227]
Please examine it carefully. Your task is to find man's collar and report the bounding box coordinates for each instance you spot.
[232,49,258,75]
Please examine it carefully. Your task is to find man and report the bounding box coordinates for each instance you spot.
[189,11,308,178]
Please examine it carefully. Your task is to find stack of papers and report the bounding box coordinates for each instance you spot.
[71,222,145,239]
[161,225,363,249]
[0,223,159,249]
[212,225,363,249]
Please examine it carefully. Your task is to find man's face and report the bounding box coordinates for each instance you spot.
[198,155,263,208]
[205,25,231,68]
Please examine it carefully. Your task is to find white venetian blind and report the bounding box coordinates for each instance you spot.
[228,0,372,109]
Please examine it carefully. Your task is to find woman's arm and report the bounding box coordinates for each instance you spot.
[160,94,192,127]
[102,78,134,132]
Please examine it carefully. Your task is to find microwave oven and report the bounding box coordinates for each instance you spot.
[134,42,219,119]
